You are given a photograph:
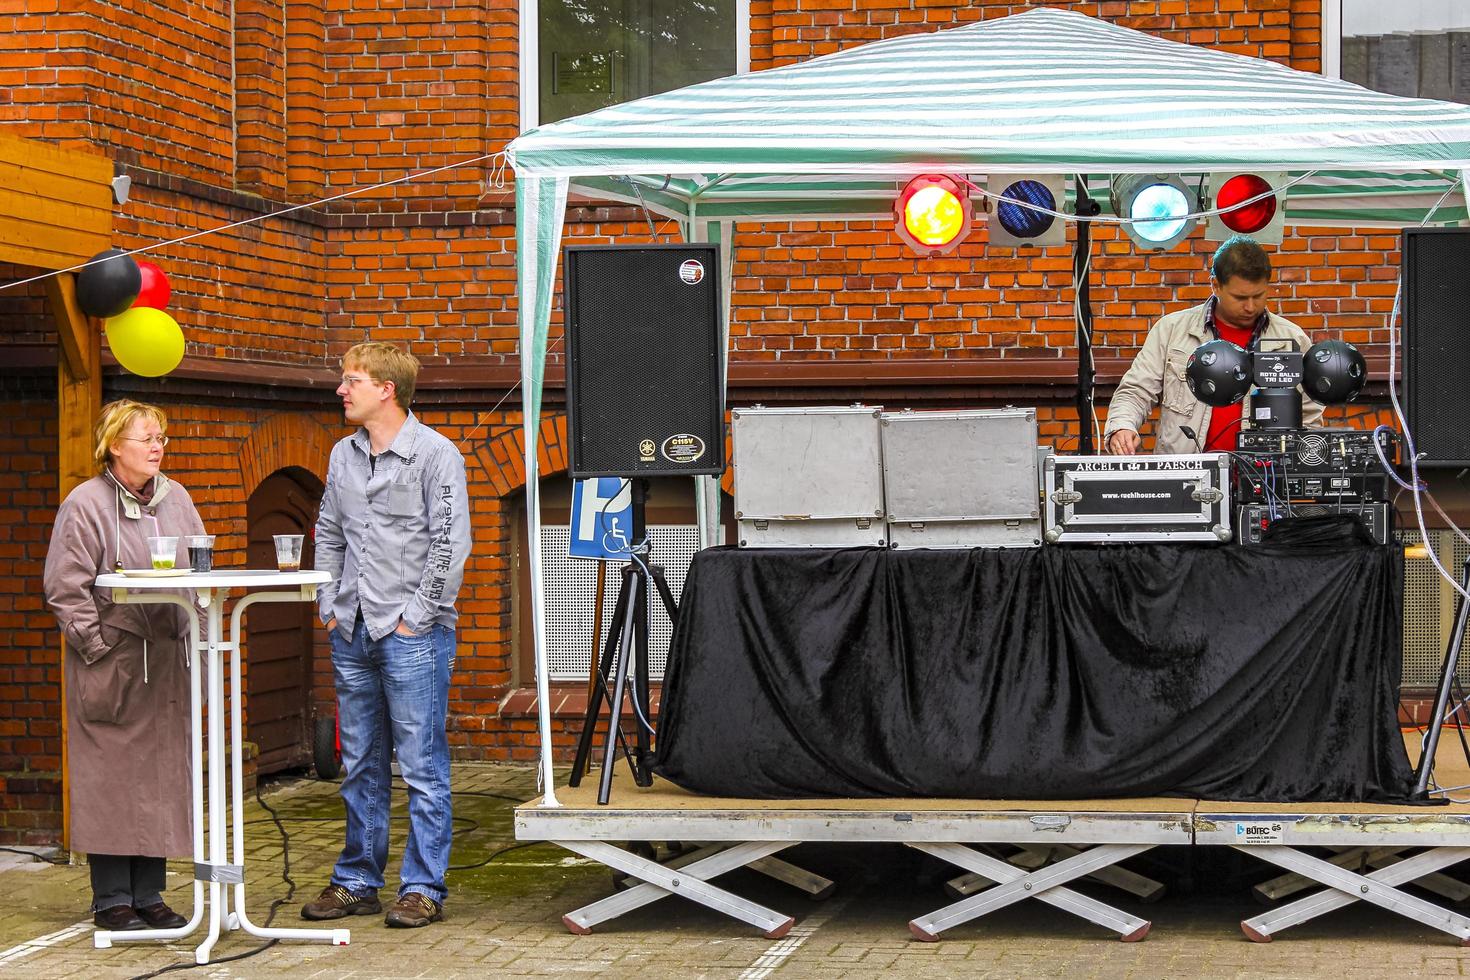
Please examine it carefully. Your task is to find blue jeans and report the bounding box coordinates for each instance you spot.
[329,619,454,904]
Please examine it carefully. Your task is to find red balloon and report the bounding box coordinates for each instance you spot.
[133,260,171,310]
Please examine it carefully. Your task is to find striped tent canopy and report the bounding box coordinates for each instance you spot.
[505,7,1470,805]
[509,7,1470,226]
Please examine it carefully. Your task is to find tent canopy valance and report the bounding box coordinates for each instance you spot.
[504,7,1470,806]
[558,170,1470,230]
[510,8,1470,225]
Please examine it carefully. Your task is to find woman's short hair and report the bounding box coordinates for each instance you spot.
[94,399,168,472]
[343,342,419,411]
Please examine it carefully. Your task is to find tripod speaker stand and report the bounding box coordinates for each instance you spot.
[569,479,680,805]
[1413,556,1470,799]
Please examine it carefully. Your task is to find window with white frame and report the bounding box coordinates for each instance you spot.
[521,0,749,130]
[1325,0,1470,103]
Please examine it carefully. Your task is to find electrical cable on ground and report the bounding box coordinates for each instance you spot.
[117,773,534,978]
[0,845,67,865]
[124,779,297,979]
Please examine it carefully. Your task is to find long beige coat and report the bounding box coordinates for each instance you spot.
[1104,302,1325,454]
[43,472,204,857]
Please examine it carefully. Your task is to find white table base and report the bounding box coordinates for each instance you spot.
[95,572,349,964]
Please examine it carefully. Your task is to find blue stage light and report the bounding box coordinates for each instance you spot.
[1110,174,1200,252]
[987,174,1067,248]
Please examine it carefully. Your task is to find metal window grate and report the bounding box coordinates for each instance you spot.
[540,524,699,682]
[1397,526,1470,688]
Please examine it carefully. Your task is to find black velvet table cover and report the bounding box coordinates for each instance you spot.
[653,532,1414,803]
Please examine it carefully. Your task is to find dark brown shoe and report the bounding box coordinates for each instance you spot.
[384,892,442,928]
[94,905,147,931]
[135,901,187,929]
[300,884,381,921]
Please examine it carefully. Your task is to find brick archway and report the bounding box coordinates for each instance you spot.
[474,414,570,496]
[238,414,334,491]
[473,413,737,497]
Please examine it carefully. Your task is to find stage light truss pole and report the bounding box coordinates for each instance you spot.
[1073,176,1101,455]
[1414,556,1470,798]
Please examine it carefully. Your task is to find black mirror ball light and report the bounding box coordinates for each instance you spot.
[1186,338,1366,408]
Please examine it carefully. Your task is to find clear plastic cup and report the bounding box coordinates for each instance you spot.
[147,535,178,570]
[187,534,215,573]
[273,533,304,572]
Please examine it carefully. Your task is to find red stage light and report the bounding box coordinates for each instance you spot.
[1213,174,1280,236]
[895,175,971,255]
[1206,172,1285,243]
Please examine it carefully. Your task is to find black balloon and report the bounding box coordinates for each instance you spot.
[75,248,141,318]
[1186,339,1253,407]
[1303,339,1368,404]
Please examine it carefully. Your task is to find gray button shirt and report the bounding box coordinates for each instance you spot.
[315,413,471,641]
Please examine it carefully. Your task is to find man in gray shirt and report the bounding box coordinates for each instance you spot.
[302,341,471,929]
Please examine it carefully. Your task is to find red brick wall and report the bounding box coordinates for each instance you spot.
[1,0,1436,838]
[235,0,290,198]
[757,0,1308,70]
[0,394,62,844]
[0,0,236,179]
[317,0,506,208]
[110,180,326,365]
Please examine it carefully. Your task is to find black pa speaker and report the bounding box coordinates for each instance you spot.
[564,244,725,478]
[1404,228,1470,466]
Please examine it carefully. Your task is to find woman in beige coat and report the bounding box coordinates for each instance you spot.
[43,400,203,931]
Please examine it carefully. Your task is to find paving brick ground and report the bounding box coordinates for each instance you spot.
[2,763,1468,978]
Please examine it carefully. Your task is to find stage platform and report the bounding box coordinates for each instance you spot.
[516,740,1470,944]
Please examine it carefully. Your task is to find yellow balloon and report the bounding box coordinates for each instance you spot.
[104,307,185,377]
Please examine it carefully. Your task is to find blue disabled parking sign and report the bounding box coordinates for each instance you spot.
[569,477,634,561]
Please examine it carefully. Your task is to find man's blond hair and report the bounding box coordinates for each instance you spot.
[94,399,168,472]
[343,342,419,411]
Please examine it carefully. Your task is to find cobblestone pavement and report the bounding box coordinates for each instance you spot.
[2,763,1469,978]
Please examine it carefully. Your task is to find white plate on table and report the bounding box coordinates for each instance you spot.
[119,568,189,578]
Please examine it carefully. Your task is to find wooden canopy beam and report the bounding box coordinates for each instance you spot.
[0,132,112,270]
[45,272,91,382]
[5,132,115,854]
[47,273,101,494]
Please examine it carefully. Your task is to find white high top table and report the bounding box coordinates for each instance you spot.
[93,569,348,964]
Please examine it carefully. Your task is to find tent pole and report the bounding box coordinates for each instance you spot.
[686,217,732,551]
[715,221,733,546]
[1073,175,1100,455]
[688,217,714,549]
[515,173,570,808]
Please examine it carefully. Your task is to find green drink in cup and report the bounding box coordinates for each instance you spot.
[147,535,178,570]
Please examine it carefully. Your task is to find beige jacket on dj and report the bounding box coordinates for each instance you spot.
[1104,301,1323,455]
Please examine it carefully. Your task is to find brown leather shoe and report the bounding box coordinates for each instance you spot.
[94,905,147,931]
[384,892,442,928]
[135,901,187,929]
[300,884,381,921]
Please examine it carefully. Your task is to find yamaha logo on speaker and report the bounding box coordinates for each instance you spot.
[562,243,725,478]
[661,434,706,464]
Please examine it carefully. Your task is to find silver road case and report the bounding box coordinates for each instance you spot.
[732,406,887,548]
[881,408,1042,548]
[1043,453,1233,543]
